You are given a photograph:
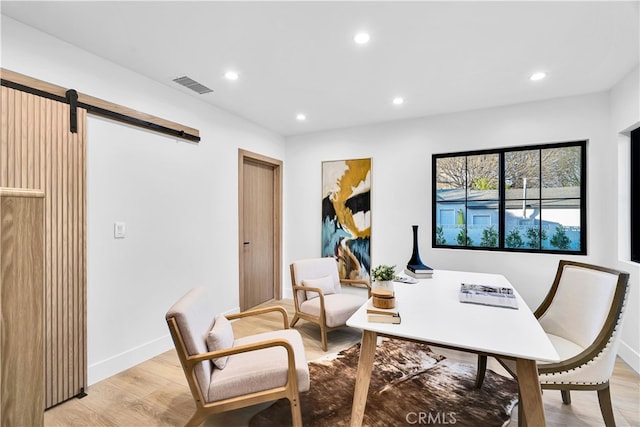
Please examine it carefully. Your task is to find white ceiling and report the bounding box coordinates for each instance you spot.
[2,1,638,136]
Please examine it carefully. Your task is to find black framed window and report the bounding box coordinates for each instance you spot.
[433,140,586,254]
[631,128,639,263]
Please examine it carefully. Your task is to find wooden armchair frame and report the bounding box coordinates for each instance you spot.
[476,260,630,427]
[290,263,370,351]
[166,305,303,427]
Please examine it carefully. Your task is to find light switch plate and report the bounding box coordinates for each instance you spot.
[114,222,126,239]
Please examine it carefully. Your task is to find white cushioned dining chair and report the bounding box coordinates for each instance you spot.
[475,260,630,427]
[166,287,310,427]
[290,257,371,351]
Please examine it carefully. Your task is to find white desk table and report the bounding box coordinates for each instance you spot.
[346,269,559,426]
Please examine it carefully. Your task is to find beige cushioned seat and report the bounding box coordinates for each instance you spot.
[209,329,310,401]
[543,333,584,362]
[299,293,367,328]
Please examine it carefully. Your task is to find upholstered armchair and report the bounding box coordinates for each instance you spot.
[290,257,371,351]
[476,260,630,427]
[166,287,310,427]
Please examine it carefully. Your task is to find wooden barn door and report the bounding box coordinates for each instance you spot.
[0,85,87,408]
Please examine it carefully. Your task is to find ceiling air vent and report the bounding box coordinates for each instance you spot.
[172,76,213,94]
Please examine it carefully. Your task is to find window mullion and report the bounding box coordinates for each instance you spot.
[538,148,543,251]
[499,152,505,249]
[464,156,469,248]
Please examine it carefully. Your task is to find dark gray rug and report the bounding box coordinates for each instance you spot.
[249,338,518,427]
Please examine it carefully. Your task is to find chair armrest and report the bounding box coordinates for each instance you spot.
[292,284,323,296]
[291,285,326,319]
[226,305,289,329]
[293,285,324,302]
[185,338,298,383]
[187,337,294,365]
[340,279,371,296]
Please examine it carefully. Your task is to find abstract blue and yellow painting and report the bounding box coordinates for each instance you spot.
[321,158,371,281]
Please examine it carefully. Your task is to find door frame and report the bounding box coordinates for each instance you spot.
[238,149,283,310]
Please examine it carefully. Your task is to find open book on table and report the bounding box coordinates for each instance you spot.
[458,283,518,309]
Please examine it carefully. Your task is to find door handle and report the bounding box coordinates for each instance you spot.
[243,241,250,245]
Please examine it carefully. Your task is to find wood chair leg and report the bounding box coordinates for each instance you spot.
[597,384,616,427]
[561,389,571,405]
[475,355,487,389]
[320,323,328,352]
[185,409,208,427]
[290,314,300,328]
[290,395,303,427]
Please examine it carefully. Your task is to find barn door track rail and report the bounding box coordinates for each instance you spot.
[1,68,200,143]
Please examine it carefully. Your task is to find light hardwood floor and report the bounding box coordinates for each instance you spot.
[44,299,639,427]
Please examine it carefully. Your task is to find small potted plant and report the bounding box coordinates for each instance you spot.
[371,264,396,291]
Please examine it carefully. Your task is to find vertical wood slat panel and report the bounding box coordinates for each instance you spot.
[16,90,22,187]
[7,88,15,188]
[45,97,54,408]
[57,102,64,402]
[22,93,29,187]
[1,87,8,185]
[0,87,86,408]
[53,102,61,404]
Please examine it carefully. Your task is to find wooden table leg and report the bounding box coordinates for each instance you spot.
[349,330,377,427]
[516,358,545,427]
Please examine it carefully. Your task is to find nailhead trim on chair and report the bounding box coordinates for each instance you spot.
[540,288,629,386]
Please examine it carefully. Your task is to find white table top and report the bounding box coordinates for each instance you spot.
[347,269,560,363]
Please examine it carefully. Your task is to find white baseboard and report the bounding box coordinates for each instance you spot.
[88,335,174,386]
[88,306,242,386]
[618,340,640,374]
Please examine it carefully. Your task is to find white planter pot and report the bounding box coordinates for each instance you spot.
[373,280,394,292]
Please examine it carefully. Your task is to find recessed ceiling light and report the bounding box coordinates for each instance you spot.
[392,97,404,106]
[354,32,371,45]
[296,113,306,121]
[530,72,547,81]
[224,71,239,81]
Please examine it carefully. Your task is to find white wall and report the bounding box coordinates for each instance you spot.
[1,16,286,384]
[610,65,640,372]
[285,90,640,372]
